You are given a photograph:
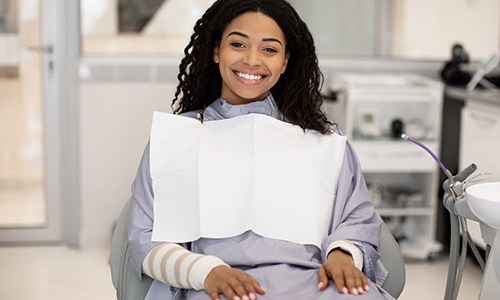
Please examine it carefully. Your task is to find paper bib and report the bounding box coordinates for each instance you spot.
[150,112,346,247]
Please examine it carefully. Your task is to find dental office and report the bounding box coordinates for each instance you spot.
[0,0,499,299]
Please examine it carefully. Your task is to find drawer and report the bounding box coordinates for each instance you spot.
[352,140,440,172]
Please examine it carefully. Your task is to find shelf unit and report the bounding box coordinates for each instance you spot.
[324,73,444,259]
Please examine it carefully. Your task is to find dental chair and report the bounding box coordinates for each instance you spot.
[111,199,406,299]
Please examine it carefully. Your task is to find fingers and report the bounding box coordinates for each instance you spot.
[208,281,252,300]
[361,274,370,292]
[209,290,220,300]
[316,265,329,291]
[320,250,370,296]
[220,281,246,300]
[205,267,265,300]
[332,268,369,295]
[330,268,348,295]
[230,276,260,300]
[232,273,266,299]
[341,269,363,295]
[251,280,267,295]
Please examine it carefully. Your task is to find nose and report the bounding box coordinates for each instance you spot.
[242,47,261,66]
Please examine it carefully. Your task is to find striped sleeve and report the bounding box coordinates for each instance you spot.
[142,242,228,290]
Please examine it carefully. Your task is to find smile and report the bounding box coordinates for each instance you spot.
[235,72,266,81]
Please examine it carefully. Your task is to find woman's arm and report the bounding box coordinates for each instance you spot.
[321,142,384,273]
[318,141,387,294]
[142,242,227,289]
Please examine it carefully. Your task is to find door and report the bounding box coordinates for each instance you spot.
[0,0,79,243]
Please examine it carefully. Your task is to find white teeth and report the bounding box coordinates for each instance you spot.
[236,72,263,81]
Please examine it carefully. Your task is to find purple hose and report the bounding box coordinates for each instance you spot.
[401,133,448,173]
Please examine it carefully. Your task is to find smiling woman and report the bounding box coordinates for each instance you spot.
[125,0,395,299]
[213,12,288,105]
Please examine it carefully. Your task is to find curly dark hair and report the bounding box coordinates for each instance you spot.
[172,0,331,134]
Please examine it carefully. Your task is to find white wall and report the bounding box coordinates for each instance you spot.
[79,82,175,247]
[80,0,116,36]
[0,35,19,65]
[144,0,216,36]
[289,0,379,56]
[393,0,500,60]
[81,0,215,55]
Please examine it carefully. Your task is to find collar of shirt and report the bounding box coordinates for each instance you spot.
[201,94,283,122]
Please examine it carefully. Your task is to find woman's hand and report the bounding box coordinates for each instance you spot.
[317,249,370,295]
[204,265,266,300]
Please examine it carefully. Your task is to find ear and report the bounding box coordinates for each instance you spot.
[213,46,220,64]
[281,53,290,74]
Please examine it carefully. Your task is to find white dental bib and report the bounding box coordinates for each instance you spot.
[150,112,346,247]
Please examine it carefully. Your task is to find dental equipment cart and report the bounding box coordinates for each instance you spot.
[324,73,444,259]
[403,134,500,300]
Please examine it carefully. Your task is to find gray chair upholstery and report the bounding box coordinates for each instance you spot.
[111,199,153,300]
[111,199,405,299]
[379,222,406,298]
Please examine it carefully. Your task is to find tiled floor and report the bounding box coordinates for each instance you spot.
[400,256,482,300]
[0,244,482,300]
[0,245,115,300]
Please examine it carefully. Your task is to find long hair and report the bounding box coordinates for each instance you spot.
[172,0,331,134]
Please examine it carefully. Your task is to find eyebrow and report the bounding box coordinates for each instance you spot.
[227,31,283,46]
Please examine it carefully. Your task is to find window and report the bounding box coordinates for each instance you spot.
[80,0,500,60]
[81,0,215,55]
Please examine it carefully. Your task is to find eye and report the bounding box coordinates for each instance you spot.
[264,47,278,54]
[230,42,245,48]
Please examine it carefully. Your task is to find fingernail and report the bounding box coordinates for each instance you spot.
[249,294,256,300]
[341,287,348,294]
[317,282,323,289]
[242,296,249,300]
[365,285,370,291]
[358,287,364,294]
[233,297,241,300]
[351,288,359,295]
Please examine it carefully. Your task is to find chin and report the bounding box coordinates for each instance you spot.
[238,91,269,102]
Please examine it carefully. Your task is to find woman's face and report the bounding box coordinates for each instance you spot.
[213,12,289,105]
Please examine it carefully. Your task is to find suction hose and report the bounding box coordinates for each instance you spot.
[443,187,460,300]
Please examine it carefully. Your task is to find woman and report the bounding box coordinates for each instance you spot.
[127,0,392,299]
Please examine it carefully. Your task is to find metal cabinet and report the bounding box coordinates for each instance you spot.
[324,73,444,259]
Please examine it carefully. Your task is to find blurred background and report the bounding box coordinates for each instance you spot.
[0,0,498,299]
